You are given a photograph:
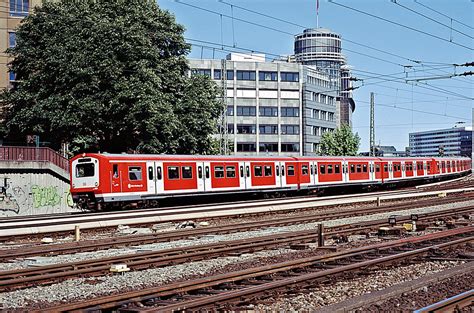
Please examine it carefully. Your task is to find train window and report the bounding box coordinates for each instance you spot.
[157,166,162,180]
[76,163,95,178]
[264,166,272,177]
[148,167,153,180]
[254,166,263,177]
[240,166,244,177]
[350,164,355,173]
[383,164,388,172]
[310,165,313,175]
[302,165,308,175]
[226,166,236,178]
[335,164,340,174]
[327,165,333,174]
[205,166,210,178]
[112,164,118,178]
[129,167,142,181]
[356,164,362,173]
[246,166,250,177]
[314,164,318,175]
[198,166,203,179]
[287,165,295,176]
[375,164,380,172]
[182,166,193,179]
[281,166,285,176]
[276,165,280,176]
[427,163,431,171]
[214,166,225,178]
[167,166,179,180]
[320,165,325,174]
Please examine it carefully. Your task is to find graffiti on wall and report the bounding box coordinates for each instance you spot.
[0,177,73,215]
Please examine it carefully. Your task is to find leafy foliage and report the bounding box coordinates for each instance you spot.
[2,0,223,155]
[320,124,360,156]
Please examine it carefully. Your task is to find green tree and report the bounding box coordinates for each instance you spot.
[320,124,360,156]
[2,0,223,154]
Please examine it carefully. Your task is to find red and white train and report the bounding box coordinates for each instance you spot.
[70,153,471,210]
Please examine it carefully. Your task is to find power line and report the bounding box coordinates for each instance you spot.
[413,0,474,31]
[327,0,473,51]
[391,0,473,40]
[175,0,408,67]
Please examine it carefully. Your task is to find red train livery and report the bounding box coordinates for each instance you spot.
[70,153,471,210]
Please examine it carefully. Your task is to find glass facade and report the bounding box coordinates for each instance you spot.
[409,127,472,157]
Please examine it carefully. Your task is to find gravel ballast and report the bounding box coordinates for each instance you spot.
[0,199,471,271]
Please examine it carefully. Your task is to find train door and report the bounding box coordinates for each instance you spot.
[243,162,252,189]
[111,163,122,193]
[285,161,299,186]
[201,162,212,191]
[310,161,318,185]
[154,162,164,193]
[146,161,155,194]
[279,162,287,187]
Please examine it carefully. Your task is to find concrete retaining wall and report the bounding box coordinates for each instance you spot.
[0,161,80,216]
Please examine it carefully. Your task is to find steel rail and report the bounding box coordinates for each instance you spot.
[39,227,473,312]
[1,187,472,239]
[413,289,474,313]
[1,206,472,291]
[1,196,471,262]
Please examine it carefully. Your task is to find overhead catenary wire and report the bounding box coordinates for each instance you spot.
[327,0,473,51]
[413,0,474,31]
[390,0,474,40]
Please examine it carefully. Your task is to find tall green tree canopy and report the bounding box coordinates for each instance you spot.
[3,0,223,154]
[320,124,360,156]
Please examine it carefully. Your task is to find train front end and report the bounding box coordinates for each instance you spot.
[70,153,102,210]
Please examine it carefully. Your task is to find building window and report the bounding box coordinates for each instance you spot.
[280,72,299,82]
[320,111,327,120]
[328,112,334,121]
[236,70,256,81]
[259,124,278,134]
[281,125,299,135]
[313,143,320,153]
[312,109,320,119]
[8,32,16,48]
[237,142,256,152]
[259,71,277,81]
[226,106,234,116]
[281,143,300,152]
[236,124,256,134]
[259,142,278,152]
[313,126,320,136]
[281,107,299,117]
[236,106,256,116]
[227,70,234,80]
[9,71,16,82]
[10,0,29,17]
[227,124,234,134]
[259,106,278,117]
[191,69,211,77]
[213,69,221,80]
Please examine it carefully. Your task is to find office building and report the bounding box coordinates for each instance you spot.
[409,126,472,157]
[294,28,355,127]
[189,53,337,156]
[1,0,43,90]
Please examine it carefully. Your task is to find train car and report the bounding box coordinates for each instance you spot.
[70,153,471,210]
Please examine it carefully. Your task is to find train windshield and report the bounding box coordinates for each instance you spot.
[76,163,95,178]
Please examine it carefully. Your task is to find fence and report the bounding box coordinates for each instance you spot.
[0,146,69,172]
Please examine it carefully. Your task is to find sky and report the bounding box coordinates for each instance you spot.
[158,0,473,152]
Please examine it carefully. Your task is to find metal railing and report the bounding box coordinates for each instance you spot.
[0,146,69,172]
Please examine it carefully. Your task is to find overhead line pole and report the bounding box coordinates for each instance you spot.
[370,92,375,156]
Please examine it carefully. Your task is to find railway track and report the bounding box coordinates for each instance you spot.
[1,195,472,262]
[39,226,474,312]
[414,289,474,313]
[2,185,472,238]
[1,205,472,292]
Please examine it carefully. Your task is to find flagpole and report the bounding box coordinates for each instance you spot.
[316,0,319,28]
